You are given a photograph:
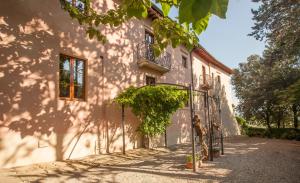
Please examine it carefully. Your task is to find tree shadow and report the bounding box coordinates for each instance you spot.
[0,0,143,168]
[8,137,299,183]
[0,0,239,169]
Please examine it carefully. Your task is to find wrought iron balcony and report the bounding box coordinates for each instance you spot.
[200,74,213,90]
[136,42,171,73]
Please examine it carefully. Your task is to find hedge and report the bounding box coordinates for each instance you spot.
[244,127,300,140]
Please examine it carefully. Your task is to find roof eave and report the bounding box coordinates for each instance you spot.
[193,47,233,75]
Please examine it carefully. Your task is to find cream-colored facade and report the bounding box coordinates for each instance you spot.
[0,0,239,168]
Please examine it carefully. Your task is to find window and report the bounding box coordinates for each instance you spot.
[145,30,154,44]
[59,54,85,100]
[66,0,85,12]
[217,75,221,84]
[145,30,155,61]
[182,56,187,68]
[202,66,206,84]
[146,76,156,86]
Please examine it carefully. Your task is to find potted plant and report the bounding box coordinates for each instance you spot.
[186,154,202,169]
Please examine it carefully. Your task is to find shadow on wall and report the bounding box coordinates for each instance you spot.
[219,85,240,136]
[0,0,143,168]
[159,69,240,147]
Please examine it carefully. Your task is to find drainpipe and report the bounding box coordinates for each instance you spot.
[121,104,125,155]
[190,50,195,89]
[189,49,196,172]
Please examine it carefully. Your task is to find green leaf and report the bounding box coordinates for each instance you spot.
[210,0,229,18]
[94,18,100,26]
[141,6,148,18]
[161,3,171,16]
[171,37,180,47]
[192,14,211,34]
[115,85,188,137]
[191,0,212,21]
[60,0,229,57]
[178,0,194,23]
[183,22,189,31]
[179,0,212,23]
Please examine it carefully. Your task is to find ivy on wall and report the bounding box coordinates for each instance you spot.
[115,85,188,137]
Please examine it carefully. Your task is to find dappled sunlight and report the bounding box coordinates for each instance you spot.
[200,164,232,178]
[223,138,265,155]
[0,0,146,164]
[0,0,241,171]
[4,137,297,182]
[225,146,258,155]
[19,18,54,35]
[0,32,16,46]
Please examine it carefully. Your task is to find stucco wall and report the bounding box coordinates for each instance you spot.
[0,0,239,168]
[192,53,240,137]
[0,0,143,168]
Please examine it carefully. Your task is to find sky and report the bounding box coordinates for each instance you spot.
[165,0,267,105]
[168,0,266,69]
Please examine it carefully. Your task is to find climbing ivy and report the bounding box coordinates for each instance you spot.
[115,85,188,137]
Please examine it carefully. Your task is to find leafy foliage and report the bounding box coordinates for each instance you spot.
[250,0,300,61]
[235,116,250,135]
[115,85,188,137]
[186,154,200,162]
[234,1,300,129]
[60,0,229,55]
[279,79,300,107]
[232,53,300,129]
[235,116,247,127]
[244,127,300,140]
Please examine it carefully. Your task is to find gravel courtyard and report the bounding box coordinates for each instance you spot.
[0,136,299,183]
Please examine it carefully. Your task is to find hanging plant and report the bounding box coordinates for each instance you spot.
[115,85,188,137]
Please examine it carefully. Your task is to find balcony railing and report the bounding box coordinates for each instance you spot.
[200,74,213,90]
[136,42,171,73]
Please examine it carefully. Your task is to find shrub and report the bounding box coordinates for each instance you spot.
[235,116,249,135]
[186,154,200,162]
[115,85,188,137]
[245,127,266,137]
[236,116,247,126]
[244,127,300,140]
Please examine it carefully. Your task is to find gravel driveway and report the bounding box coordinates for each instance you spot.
[0,136,299,183]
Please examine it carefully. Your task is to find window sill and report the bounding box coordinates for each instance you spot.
[59,97,86,102]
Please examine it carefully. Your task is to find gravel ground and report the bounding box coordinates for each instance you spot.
[0,136,299,183]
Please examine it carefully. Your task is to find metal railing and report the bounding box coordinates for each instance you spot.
[136,42,172,70]
[200,74,213,90]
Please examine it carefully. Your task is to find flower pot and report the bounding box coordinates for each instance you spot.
[186,161,200,169]
[186,162,193,169]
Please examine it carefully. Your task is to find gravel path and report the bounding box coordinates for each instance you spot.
[0,136,299,183]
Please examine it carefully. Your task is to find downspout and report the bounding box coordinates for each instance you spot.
[190,50,195,90]
[208,62,211,76]
[189,49,196,172]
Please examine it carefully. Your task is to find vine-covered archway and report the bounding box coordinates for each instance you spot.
[115,83,224,172]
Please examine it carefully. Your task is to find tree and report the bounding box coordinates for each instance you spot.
[280,79,300,128]
[238,0,300,129]
[232,52,300,129]
[232,55,274,128]
[59,0,229,55]
[250,0,300,60]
